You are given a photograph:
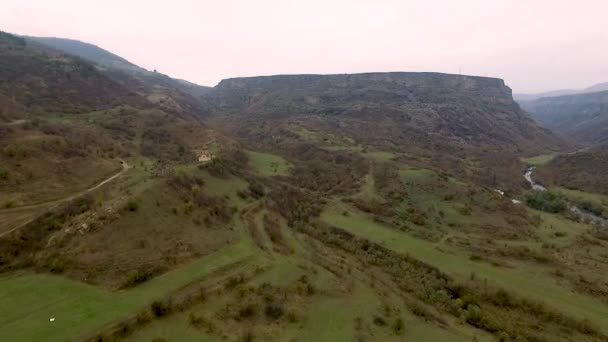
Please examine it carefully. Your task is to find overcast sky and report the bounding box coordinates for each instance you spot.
[3,0,607,93]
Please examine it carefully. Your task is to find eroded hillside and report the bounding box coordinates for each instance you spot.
[2,32,608,342]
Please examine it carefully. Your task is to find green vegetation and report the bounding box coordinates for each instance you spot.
[247,150,292,176]
[321,202,608,332]
[522,153,556,166]
[0,240,255,342]
[525,191,566,213]
[2,33,608,342]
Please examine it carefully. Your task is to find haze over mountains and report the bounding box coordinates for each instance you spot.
[514,82,608,102]
[520,90,608,146]
[2,30,608,342]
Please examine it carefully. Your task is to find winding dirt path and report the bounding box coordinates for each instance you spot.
[0,159,130,237]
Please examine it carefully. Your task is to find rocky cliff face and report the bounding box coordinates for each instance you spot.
[521,90,608,146]
[214,72,516,111]
[210,72,562,155]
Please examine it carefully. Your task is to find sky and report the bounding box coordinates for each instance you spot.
[2,0,608,93]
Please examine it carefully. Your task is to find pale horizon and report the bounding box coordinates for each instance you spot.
[3,0,608,93]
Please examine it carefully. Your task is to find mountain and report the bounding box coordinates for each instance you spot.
[514,81,608,102]
[514,89,579,102]
[206,72,564,190]
[520,90,608,146]
[3,31,608,342]
[26,36,144,73]
[0,33,142,114]
[0,31,233,288]
[25,37,211,97]
[585,82,608,93]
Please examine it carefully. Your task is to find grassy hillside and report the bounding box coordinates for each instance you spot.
[521,90,608,146]
[1,31,607,342]
[536,146,608,195]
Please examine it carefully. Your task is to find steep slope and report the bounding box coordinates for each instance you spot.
[26,36,144,72]
[0,31,238,289]
[210,72,560,153]
[0,33,142,114]
[520,90,608,146]
[0,31,220,204]
[27,36,213,102]
[207,72,564,190]
[536,144,608,195]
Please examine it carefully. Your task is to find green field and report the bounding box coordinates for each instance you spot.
[321,202,608,332]
[0,237,256,341]
[247,150,292,176]
[522,153,556,166]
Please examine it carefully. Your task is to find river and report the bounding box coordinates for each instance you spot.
[524,166,608,229]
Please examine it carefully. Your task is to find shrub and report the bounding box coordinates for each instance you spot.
[525,192,566,213]
[373,316,387,326]
[135,312,152,325]
[578,200,604,217]
[238,304,257,319]
[393,318,405,335]
[264,304,284,320]
[150,300,171,317]
[249,182,265,198]
[125,200,139,212]
[0,168,9,180]
[285,311,298,323]
[121,268,158,288]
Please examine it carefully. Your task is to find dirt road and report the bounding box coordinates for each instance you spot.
[0,159,130,237]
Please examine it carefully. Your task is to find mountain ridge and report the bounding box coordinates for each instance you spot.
[520,90,608,146]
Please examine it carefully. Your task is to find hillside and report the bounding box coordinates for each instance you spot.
[0,31,230,288]
[207,72,564,190]
[26,36,144,73]
[25,37,210,102]
[536,145,608,195]
[520,90,608,145]
[3,32,608,342]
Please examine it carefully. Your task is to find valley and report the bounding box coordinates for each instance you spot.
[0,30,608,342]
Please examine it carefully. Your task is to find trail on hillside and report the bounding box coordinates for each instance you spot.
[0,159,130,237]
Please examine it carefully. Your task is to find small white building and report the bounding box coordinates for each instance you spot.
[198,150,214,162]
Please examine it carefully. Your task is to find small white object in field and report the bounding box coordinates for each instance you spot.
[512,199,522,204]
[50,317,55,322]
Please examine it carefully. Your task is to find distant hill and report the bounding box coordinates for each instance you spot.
[520,90,608,146]
[514,82,608,102]
[26,36,144,73]
[26,35,212,100]
[1,33,141,114]
[209,72,561,153]
[0,31,215,203]
[206,72,565,190]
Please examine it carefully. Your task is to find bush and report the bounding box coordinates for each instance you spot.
[373,316,387,326]
[525,192,566,213]
[121,268,158,288]
[393,318,405,335]
[578,200,604,217]
[264,304,284,320]
[287,311,298,323]
[150,301,171,317]
[125,200,139,212]
[0,168,9,180]
[238,304,257,319]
